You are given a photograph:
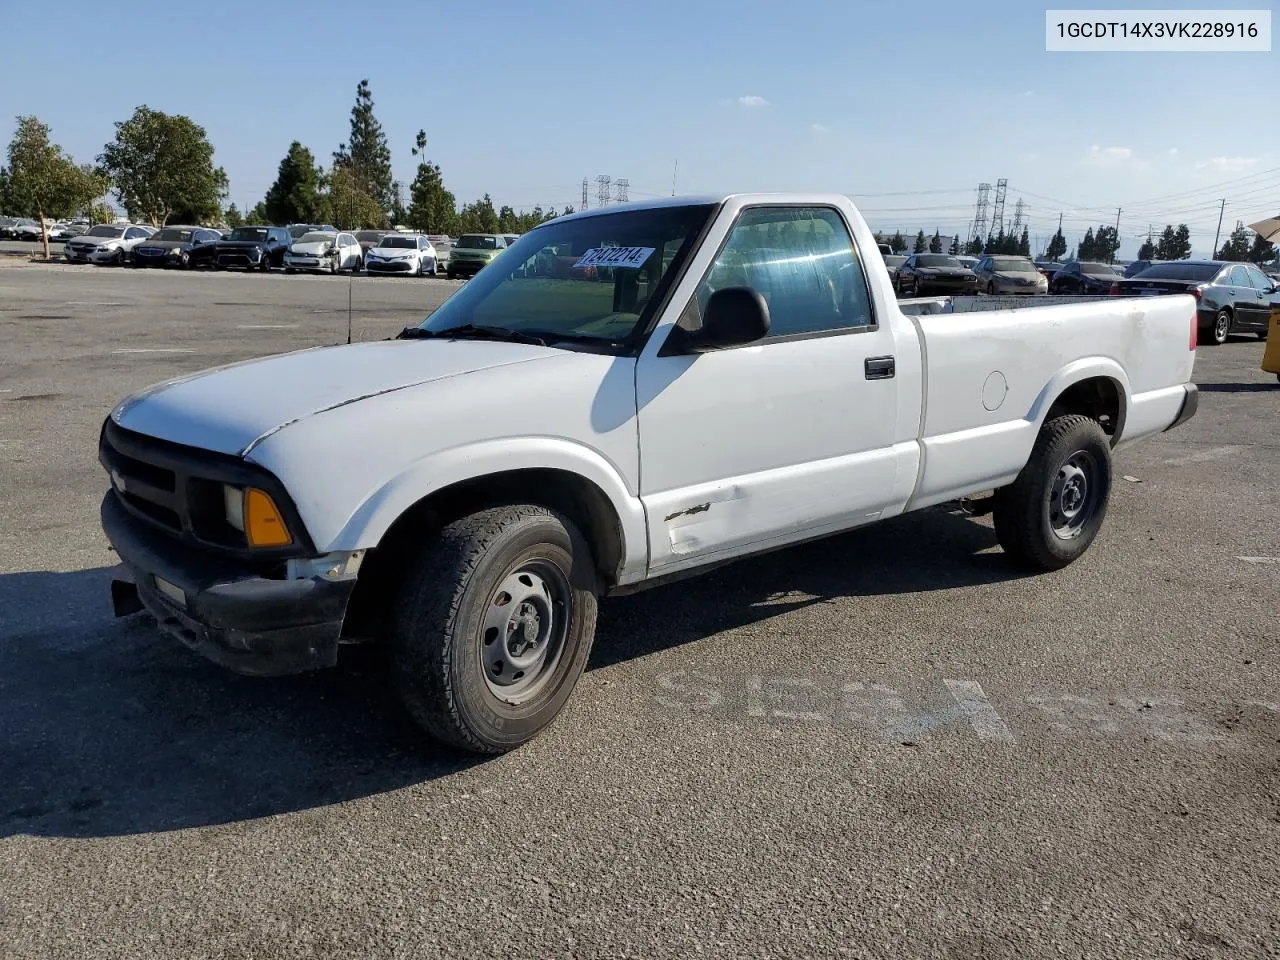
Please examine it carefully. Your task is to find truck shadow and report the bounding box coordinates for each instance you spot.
[1196,382,1278,393]
[1,508,1018,839]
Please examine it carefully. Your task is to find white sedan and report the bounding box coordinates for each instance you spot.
[283,231,363,274]
[63,224,155,264]
[363,233,438,276]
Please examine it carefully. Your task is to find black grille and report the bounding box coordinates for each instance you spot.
[99,419,314,561]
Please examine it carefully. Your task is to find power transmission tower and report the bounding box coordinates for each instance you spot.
[971,183,991,245]
[614,178,629,203]
[581,178,589,211]
[1010,197,1025,238]
[596,175,612,208]
[990,178,1008,238]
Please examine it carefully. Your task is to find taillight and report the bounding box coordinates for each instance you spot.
[1187,284,1203,300]
[1109,283,1121,296]
[1190,312,1198,350]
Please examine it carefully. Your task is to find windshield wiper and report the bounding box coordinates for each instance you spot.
[517,328,627,348]
[396,324,548,346]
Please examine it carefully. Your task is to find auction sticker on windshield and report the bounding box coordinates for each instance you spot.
[574,246,655,269]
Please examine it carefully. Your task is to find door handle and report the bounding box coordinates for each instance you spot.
[865,355,895,380]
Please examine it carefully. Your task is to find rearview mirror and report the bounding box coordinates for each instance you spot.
[685,287,770,353]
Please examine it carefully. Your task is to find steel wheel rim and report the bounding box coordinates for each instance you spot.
[1048,449,1100,540]
[480,558,571,704]
[1215,313,1229,341]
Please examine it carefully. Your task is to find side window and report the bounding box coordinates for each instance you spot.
[125,227,146,240]
[1227,265,1250,287]
[696,206,873,338]
[1245,265,1273,290]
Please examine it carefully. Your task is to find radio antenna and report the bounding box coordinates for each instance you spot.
[347,276,353,345]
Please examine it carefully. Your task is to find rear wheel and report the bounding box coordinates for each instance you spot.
[390,504,599,753]
[992,414,1112,571]
[987,280,996,295]
[1209,309,1231,345]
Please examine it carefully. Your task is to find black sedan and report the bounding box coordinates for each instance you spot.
[1047,260,1119,294]
[205,226,292,271]
[894,253,979,296]
[130,226,221,268]
[1110,260,1276,344]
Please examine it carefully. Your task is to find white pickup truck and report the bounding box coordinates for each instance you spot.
[100,193,1199,754]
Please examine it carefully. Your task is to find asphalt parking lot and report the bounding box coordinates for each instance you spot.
[2,263,1278,959]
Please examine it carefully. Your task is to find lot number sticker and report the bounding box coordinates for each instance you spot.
[573,246,655,269]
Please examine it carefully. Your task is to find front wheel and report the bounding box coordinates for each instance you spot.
[329,254,339,274]
[992,414,1112,571]
[391,504,599,754]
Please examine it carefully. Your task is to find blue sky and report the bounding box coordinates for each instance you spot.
[3,0,1276,257]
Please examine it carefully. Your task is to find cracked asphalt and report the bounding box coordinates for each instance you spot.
[1,264,1277,959]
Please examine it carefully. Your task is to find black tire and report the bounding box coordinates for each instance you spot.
[992,414,1112,571]
[391,504,599,753]
[987,281,996,296]
[1209,308,1231,345]
[1258,331,1268,341]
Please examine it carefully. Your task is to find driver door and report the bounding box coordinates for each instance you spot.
[635,204,906,575]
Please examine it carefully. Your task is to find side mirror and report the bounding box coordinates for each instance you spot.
[676,287,770,353]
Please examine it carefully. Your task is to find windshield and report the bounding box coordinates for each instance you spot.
[230,228,269,241]
[296,232,335,244]
[414,204,716,345]
[1132,262,1220,281]
[355,231,385,242]
[86,225,125,238]
[991,257,1035,272]
[917,255,961,267]
[288,225,314,239]
[152,228,193,242]
[379,236,418,249]
[1081,262,1116,276]
[884,255,906,269]
[457,234,500,250]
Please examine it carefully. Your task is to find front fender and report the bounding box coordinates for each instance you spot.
[327,437,650,584]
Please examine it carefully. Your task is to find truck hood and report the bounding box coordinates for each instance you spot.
[110,339,562,457]
[68,235,124,248]
[215,239,267,251]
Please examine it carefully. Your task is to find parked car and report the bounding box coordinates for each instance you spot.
[354,229,391,254]
[131,225,222,269]
[64,224,154,265]
[503,234,521,248]
[956,255,980,272]
[882,254,907,282]
[0,216,19,238]
[877,242,893,255]
[1110,259,1276,344]
[973,255,1049,295]
[10,218,42,241]
[427,235,452,271]
[212,226,291,271]
[1048,260,1118,295]
[447,233,508,279]
[1122,259,1158,278]
[894,253,979,296]
[363,233,438,276]
[287,223,338,241]
[95,192,1199,755]
[1033,260,1063,284]
[283,231,363,274]
[61,222,91,240]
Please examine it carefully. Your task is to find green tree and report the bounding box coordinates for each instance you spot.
[245,201,270,224]
[1154,225,1177,260]
[405,130,457,235]
[98,105,227,226]
[1017,228,1031,257]
[498,204,517,232]
[964,236,983,255]
[1079,227,1096,260]
[1248,231,1276,265]
[223,202,244,229]
[561,205,575,217]
[1045,227,1067,260]
[0,165,12,214]
[333,79,394,216]
[928,230,942,254]
[912,230,926,253]
[458,194,499,234]
[264,141,326,226]
[1215,221,1251,261]
[7,115,105,258]
[890,231,907,253]
[1172,224,1192,259]
[983,229,1005,255]
[1137,237,1157,261]
[1089,225,1119,262]
[88,200,116,224]
[326,163,386,229]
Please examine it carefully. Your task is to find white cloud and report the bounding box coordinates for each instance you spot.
[1194,156,1259,173]
[811,123,831,134]
[1023,90,1033,97]
[737,95,769,108]
[1085,144,1134,167]
[1019,152,1039,161]
[1168,148,1179,157]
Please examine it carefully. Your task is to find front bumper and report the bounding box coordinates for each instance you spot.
[449,258,490,277]
[101,492,355,676]
[217,250,265,268]
[918,278,978,294]
[989,279,1047,295]
[365,258,416,273]
[285,256,325,271]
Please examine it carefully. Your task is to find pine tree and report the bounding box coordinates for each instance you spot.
[1172,224,1191,259]
[890,231,907,253]
[264,142,326,225]
[1079,228,1096,260]
[405,130,456,235]
[1248,231,1276,265]
[334,79,394,216]
[1215,221,1251,261]
[1045,227,1067,260]
[1154,225,1176,260]
[913,230,927,253]
[223,202,243,228]
[1137,237,1156,261]
[1018,228,1030,257]
[964,236,983,256]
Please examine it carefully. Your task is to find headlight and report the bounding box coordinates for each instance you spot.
[224,485,293,547]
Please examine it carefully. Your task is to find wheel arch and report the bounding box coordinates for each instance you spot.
[1029,359,1130,447]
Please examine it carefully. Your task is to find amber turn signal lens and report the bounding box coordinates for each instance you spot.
[244,488,292,547]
